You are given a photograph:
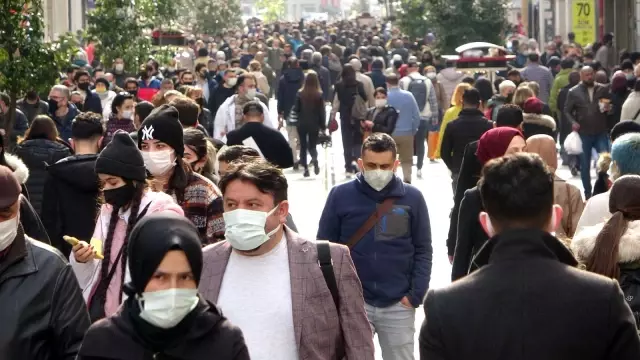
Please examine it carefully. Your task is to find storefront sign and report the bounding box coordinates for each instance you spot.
[572,0,596,45]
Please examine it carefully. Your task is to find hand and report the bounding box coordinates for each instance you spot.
[363,120,374,129]
[73,241,96,263]
[572,123,580,132]
[448,255,454,264]
[400,296,414,309]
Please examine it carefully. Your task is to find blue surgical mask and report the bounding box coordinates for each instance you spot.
[223,205,281,251]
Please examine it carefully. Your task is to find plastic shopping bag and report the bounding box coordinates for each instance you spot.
[564,131,583,155]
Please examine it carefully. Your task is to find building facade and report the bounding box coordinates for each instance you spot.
[42,0,87,41]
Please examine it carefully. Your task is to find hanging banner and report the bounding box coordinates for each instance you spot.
[572,0,596,46]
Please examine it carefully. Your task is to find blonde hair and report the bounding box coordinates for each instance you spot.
[513,86,535,108]
[451,82,473,107]
[249,60,262,72]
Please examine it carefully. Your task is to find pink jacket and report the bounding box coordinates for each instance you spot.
[70,190,183,317]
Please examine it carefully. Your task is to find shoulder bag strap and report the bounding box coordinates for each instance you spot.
[316,240,345,360]
[634,107,640,121]
[346,197,397,249]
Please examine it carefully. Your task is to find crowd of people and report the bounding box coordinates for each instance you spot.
[4,15,640,360]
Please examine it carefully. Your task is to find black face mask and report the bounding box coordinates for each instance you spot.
[78,83,90,91]
[103,181,136,208]
[127,90,138,98]
[48,99,59,114]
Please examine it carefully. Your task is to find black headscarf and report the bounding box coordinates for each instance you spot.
[123,211,203,352]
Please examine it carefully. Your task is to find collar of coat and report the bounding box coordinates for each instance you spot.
[523,112,557,131]
[572,219,640,265]
[471,228,578,269]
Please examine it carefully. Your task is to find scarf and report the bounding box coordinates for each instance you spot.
[476,127,524,165]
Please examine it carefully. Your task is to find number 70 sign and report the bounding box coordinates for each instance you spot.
[572,0,596,46]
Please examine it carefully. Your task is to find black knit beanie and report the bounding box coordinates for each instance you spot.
[95,130,147,181]
[137,104,184,158]
[126,211,203,294]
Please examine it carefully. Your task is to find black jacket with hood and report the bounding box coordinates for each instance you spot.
[41,154,100,257]
[15,138,72,215]
[440,108,493,173]
[77,299,249,360]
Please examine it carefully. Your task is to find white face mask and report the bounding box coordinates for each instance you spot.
[226,77,237,86]
[426,72,436,80]
[138,288,199,329]
[245,88,257,100]
[142,149,176,176]
[121,110,133,120]
[223,205,281,251]
[0,216,18,252]
[375,99,387,108]
[114,64,124,72]
[363,169,394,191]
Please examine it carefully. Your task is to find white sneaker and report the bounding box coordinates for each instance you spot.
[417,169,422,179]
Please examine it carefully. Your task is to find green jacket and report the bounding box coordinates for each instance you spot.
[549,68,572,115]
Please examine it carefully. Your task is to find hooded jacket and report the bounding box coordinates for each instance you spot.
[573,220,640,266]
[77,299,249,360]
[277,68,305,118]
[41,154,101,257]
[317,174,432,307]
[212,95,274,140]
[15,139,72,215]
[436,68,466,105]
[522,112,557,139]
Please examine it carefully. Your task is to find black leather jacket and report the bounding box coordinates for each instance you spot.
[365,105,399,134]
[0,227,90,359]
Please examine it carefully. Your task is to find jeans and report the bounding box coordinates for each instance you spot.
[414,121,429,170]
[365,302,416,360]
[297,126,319,167]
[580,132,610,197]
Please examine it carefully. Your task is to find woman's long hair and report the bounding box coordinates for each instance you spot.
[450,83,473,107]
[586,175,640,278]
[299,70,323,105]
[99,180,147,302]
[183,128,216,182]
[512,86,535,109]
[24,115,59,141]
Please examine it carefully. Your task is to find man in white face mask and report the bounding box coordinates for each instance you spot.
[212,73,275,141]
[200,160,374,360]
[317,132,433,360]
[0,165,90,358]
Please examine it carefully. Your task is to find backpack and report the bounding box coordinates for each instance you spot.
[619,268,640,331]
[408,76,429,112]
[351,89,368,121]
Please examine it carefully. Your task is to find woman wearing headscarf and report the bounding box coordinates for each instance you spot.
[77,212,249,359]
[521,97,557,139]
[435,82,473,158]
[572,175,640,329]
[620,79,640,123]
[70,131,184,322]
[450,127,526,280]
[609,72,630,130]
[527,134,584,240]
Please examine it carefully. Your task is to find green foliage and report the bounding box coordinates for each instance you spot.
[0,0,76,138]
[88,0,180,69]
[399,0,509,54]
[182,0,243,36]
[256,0,285,24]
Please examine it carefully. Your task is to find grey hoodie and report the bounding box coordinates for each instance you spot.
[436,68,467,106]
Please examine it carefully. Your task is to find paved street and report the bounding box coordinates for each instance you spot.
[276,100,588,358]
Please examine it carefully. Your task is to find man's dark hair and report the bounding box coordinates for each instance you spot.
[611,120,640,142]
[195,63,207,73]
[495,104,524,128]
[72,112,104,139]
[479,153,554,230]
[218,159,288,204]
[124,77,139,89]
[493,77,504,92]
[560,58,575,69]
[169,97,200,127]
[462,88,481,107]
[181,70,194,80]
[217,145,261,162]
[461,76,475,85]
[0,92,10,106]
[236,73,256,89]
[230,59,241,67]
[74,70,91,82]
[135,101,155,123]
[362,132,397,158]
[528,53,540,63]
[507,69,521,77]
[374,87,387,97]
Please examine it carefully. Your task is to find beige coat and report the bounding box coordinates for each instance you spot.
[554,175,585,240]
